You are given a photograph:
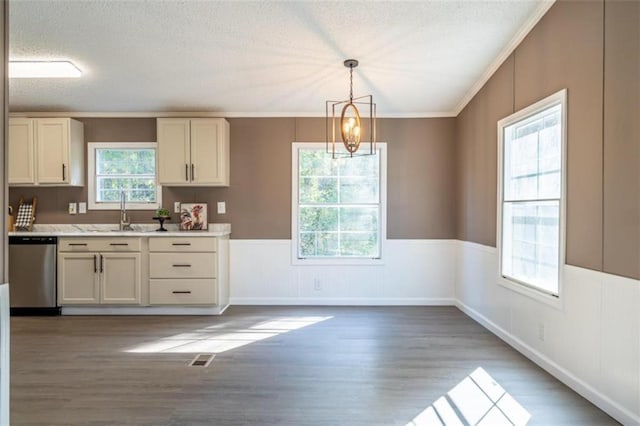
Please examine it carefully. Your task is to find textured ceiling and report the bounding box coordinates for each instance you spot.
[9,0,552,116]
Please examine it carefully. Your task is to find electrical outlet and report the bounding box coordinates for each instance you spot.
[217,201,226,214]
[313,278,322,291]
[68,202,77,215]
[174,202,181,213]
[78,202,87,214]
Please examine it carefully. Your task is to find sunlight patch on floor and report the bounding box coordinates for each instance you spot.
[407,367,531,426]
[125,316,333,354]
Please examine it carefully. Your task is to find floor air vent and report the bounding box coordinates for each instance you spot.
[189,353,215,367]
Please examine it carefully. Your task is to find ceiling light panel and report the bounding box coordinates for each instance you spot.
[9,61,82,78]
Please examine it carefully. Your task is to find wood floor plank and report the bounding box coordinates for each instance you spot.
[10,306,618,425]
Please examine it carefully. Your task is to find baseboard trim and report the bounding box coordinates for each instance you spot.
[454,299,639,426]
[230,297,456,306]
[61,306,226,315]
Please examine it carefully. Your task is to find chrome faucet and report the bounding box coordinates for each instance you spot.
[119,190,132,231]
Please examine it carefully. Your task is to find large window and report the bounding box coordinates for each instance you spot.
[498,89,566,298]
[292,143,386,264]
[88,142,161,210]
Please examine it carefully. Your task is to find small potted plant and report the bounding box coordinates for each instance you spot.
[156,208,171,218]
[153,208,171,231]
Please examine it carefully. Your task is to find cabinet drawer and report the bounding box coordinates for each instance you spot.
[149,279,217,305]
[149,237,216,252]
[149,253,216,278]
[59,238,141,252]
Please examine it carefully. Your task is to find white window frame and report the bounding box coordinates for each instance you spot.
[87,142,162,210]
[291,142,387,266]
[497,89,567,308]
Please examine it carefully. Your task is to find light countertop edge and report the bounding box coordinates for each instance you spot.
[8,223,231,237]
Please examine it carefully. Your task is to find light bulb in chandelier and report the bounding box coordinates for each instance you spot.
[341,105,361,152]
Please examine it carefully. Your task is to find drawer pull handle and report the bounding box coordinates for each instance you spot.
[109,243,129,246]
[172,264,191,267]
[172,291,192,294]
[69,243,88,246]
[172,243,191,246]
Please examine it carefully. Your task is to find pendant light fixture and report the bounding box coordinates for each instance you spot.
[326,59,377,158]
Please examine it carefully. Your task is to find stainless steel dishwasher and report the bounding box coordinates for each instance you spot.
[8,236,60,315]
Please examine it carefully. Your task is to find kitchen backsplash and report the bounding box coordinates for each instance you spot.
[8,186,230,226]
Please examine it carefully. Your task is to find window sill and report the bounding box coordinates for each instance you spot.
[88,202,161,211]
[292,257,385,266]
[498,275,563,310]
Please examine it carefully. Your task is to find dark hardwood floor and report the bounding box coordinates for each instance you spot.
[10,306,618,425]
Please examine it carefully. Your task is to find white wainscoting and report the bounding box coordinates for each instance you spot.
[455,240,640,425]
[230,239,457,305]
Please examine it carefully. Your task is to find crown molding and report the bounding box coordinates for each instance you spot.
[9,111,457,119]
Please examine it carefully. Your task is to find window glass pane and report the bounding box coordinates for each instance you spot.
[299,207,338,232]
[340,154,378,177]
[94,145,158,205]
[299,232,340,257]
[339,207,378,232]
[299,150,336,177]
[296,146,381,259]
[299,177,338,204]
[340,232,378,257]
[339,177,379,204]
[96,177,156,203]
[504,105,561,201]
[502,200,559,294]
[96,148,155,175]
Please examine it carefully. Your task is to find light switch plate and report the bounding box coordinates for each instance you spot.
[174,202,181,213]
[217,201,226,214]
[78,202,87,214]
[68,202,77,215]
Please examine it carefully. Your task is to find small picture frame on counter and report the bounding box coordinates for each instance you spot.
[179,203,208,231]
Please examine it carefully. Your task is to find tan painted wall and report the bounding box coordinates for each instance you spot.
[456,0,639,279]
[456,55,514,246]
[9,117,457,240]
[602,0,640,279]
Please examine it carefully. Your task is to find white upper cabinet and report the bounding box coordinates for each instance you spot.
[8,118,35,184]
[9,117,85,186]
[157,118,229,186]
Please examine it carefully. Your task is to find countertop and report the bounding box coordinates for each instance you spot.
[8,223,231,237]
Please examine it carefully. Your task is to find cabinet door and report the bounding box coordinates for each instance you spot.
[157,118,191,185]
[8,118,35,185]
[100,253,141,304]
[36,118,70,184]
[190,119,228,185]
[58,253,100,305]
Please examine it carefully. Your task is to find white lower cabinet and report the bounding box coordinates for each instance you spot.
[149,279,217,305]
[58,253,100,304]
[149,237,218,305]
[57,235,229,310]
[100,253,142,304]
[58,238,141,305]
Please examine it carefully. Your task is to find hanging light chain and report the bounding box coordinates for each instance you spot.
[349,63,354,103]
